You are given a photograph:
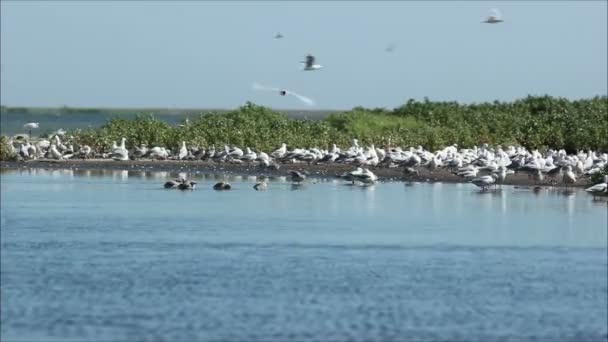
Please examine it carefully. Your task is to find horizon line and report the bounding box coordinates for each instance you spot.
[1,93,607,112]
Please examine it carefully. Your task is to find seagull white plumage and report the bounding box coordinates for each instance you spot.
[252,83,315,106]
[178,141,188,160]
[23,122,39,137]
[585,175,608,198]
[483,8,504,24]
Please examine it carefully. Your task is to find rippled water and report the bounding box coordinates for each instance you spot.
[1,169,607,341]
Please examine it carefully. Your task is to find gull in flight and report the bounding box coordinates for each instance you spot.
[252,83,316,106]
[301,54,323,71]
[482,8,504,24]
[23,122,39,137]
[275,32,284,39]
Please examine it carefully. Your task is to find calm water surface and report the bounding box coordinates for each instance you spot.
[1,169,607,341]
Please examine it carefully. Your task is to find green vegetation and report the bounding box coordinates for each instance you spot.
[4,107,29,114]
[0,136,17,161]
[71,96,607,153]
[590,164,608,185]
[390,95,607,152]
[2,96,607,158]
[72,103,340,152]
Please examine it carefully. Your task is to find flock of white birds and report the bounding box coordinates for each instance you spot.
[9,7,605,196]
[7,132,608,196]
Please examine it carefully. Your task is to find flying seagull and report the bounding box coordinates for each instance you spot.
[275,32,284,39]
[482,8,504,24]
[252,83,315,106]
[301,54,323,71]
[23,122,39,137]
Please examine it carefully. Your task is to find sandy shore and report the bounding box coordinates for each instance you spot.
[1,159,594,188]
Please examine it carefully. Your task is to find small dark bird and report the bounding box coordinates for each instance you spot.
[289,171,306,182]
[178,181,197,190]
[164,179,184,189]
[213,182,232,190]
[253,182,268,191]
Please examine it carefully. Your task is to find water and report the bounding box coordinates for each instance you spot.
[1,169,607,341]
[0,109,332,137]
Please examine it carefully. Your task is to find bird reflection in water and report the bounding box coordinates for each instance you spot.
[290,183,305,191]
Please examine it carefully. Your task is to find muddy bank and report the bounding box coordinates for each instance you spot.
[1,159,594,188]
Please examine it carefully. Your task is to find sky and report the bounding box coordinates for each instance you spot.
[1,1,607,110]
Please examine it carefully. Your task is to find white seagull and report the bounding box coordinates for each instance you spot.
[111,137,129,161]
[252,83,315,106]
[271,143,288,159]
[482,8,504,24]
[23,122,39,137]
[178,141,188,160]
[585,175,608,199]
[471,174,497,191]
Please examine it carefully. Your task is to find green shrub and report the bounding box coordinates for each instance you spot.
[0,136,17,161]
[63,96,607,153]
[590,164,608,185]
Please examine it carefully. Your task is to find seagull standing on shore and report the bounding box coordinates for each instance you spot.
[562,165,577,188]
[271,143,287,159]
[471,174,497,191]
[111,137,129,161]
[178,141,188,160]
[585,176,608,199]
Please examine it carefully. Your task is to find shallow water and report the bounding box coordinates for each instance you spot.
[1,169,607,341]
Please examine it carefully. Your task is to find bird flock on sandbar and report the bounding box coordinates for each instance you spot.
[8,8,607,197]
[7,131,608,197]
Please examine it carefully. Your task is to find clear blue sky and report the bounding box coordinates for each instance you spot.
[1,1,606,110]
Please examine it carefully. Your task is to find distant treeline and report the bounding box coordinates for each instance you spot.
[1,106,29,113]
[0,106,102,114]
[59,106,102,114]
[64,95,607,153]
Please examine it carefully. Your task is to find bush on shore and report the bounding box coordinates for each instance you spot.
[4,95,607,156]
[0,136,17,161]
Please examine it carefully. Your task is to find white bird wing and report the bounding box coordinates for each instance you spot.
[586,183,607,192]
[287,91,315,106]
[252,82,280,92]
[252,82,315,106]
[490,8,502,19]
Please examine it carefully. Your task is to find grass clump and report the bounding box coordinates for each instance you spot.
[46,95,608,153]
[0,136,17,161]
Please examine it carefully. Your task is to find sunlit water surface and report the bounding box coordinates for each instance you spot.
[1,169,607,341]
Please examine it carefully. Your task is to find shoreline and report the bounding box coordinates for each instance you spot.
[0,159,592,188]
